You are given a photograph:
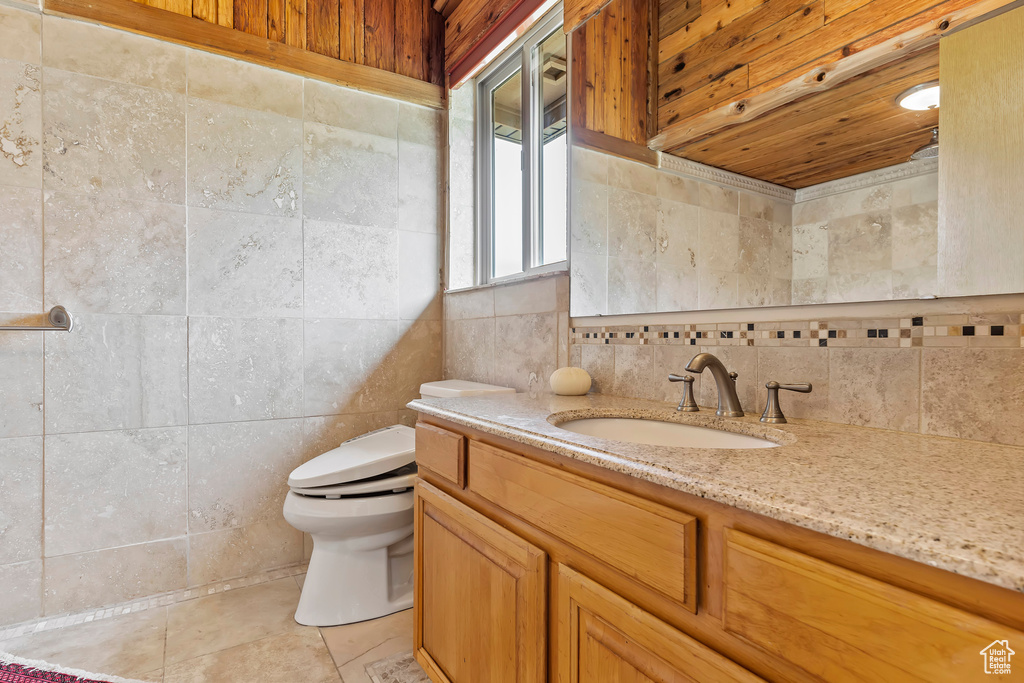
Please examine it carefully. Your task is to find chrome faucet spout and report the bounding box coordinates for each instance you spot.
[684,353,744,417]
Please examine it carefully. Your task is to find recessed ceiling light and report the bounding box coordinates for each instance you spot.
[898,82,940,110]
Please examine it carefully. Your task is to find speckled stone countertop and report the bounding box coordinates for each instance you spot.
[407,393,1024,593]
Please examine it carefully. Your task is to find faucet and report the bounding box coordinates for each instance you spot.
[684,353,744,417]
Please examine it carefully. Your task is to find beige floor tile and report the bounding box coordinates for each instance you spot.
[165,577,303,665]
[295,573,305,589]
[319,609,413,669]
[138,669,164,682]
[336,636,414,683]
[0,608,166,678]
[163,629,340,683]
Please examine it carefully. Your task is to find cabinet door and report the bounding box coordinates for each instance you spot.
[558,565,763,683]
[414,480,547,683]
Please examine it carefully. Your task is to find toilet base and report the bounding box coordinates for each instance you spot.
[295,532,414,627]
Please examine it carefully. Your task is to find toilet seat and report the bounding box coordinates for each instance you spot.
[288,424,416,499]
[290,462,417,498]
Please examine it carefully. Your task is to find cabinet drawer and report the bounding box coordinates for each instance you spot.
[724,529,1024,682]
[559,565,762,683]
[415,423,466,488]
[469,441,698,611]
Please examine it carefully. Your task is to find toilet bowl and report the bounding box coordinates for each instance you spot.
[284,380,514,627]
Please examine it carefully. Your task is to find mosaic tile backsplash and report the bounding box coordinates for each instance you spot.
[569,308,1024,449]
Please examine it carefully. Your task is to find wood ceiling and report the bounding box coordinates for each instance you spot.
[649,0,1018,189]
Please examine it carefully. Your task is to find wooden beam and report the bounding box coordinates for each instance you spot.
[571,126,658,166]
[44,0,445,108]
[650,0,1019,151]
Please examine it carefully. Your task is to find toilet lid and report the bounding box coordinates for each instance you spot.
[290,462,417,497]
[288,425,416,489]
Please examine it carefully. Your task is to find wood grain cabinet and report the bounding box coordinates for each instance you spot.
[558,565,763,682]
[413,481,547,683]
[413,417,1024,683]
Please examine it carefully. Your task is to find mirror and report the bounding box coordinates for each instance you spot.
[568,8,1023,318]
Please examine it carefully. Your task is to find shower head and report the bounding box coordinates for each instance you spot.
[911,128,939,160]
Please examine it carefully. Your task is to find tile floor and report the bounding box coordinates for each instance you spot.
[0,574,420,683]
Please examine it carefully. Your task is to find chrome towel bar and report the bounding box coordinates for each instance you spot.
[0,306,74,332]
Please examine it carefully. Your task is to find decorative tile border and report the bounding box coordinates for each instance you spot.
[571,313,1024,349]
[0,563,307,642]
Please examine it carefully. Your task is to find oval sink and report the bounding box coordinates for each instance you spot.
[555,417,779,449]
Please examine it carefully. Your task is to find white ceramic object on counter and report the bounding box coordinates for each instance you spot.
[549,367,592,395]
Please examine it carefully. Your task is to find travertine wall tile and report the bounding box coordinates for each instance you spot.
[303,318,399,416]
[1,17,444,622]
[443,317,494,384]
[187,98,301,217]
[303,122,398,229]
[188,207,303,318]
[304,220,399,319]
[43,68,185,203]
[0,186,41,313]
[493,276,562,316]
[188,419,304,533]
[0,326,42,438]
[187,51,302,118]
[922,348,1024,446]
[42,17,186,92]
[45,314,188,434]
[0,59,41,189]
[398,230,441,320]
[44,539,187,615]
[43,193,186,315]
[0,5,40,64]
[612,345,655,399]
[756,347,830,420]
[44,427,187,556]
[829,348,920,432]
[0,436,41,564]
[493,313,559,393]
[444,286,494,320]
[0,561,41,625]
[188,317,303,424]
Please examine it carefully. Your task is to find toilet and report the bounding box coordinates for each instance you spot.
[283,380,515,626]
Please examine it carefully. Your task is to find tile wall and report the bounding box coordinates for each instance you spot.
[570,146,793,316]
[0,7,443,626]
[444,274,570,392]
[570,307,1024,447]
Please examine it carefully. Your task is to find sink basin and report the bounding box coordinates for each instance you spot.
[555,417,779,449]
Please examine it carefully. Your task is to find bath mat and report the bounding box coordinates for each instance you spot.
[364,651,430,683]
[0,652,149,683]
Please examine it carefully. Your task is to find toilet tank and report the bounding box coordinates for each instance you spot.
[419,380,515,398]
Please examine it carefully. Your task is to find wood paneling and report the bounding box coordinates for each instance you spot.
[571,0,653,146]
[724,529,1024,681]
[558,565,764,683]
[414,481,547,683]
[672,46,940,187]
[47,0,444,102]
[652,0,1020,188]
[564,0,612,32]
[415,422,466,488]
[45,0,445,106]
[938,4,1024,297]
[468,441,698,611]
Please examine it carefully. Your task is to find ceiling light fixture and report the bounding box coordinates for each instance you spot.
[898,82,941,110]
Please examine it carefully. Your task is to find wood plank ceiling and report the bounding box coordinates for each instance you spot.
[651,0,1016,188]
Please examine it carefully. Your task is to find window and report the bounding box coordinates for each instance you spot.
[477,7,567,284]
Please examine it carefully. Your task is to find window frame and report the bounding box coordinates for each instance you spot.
[475,5,568,286]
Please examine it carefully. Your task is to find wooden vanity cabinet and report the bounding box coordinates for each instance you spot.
[413,418,1024,683]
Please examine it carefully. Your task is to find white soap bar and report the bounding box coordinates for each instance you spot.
[549,367,592,396]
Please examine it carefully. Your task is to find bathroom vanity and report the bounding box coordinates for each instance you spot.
[408,394,1024,682]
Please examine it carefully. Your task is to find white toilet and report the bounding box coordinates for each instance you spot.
[283,380,515,626]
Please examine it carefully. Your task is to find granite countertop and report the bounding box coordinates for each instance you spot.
[407,392,1024,593]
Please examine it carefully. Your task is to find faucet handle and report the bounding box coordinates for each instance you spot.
[760,381,813,424]
[669,374,699,412]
